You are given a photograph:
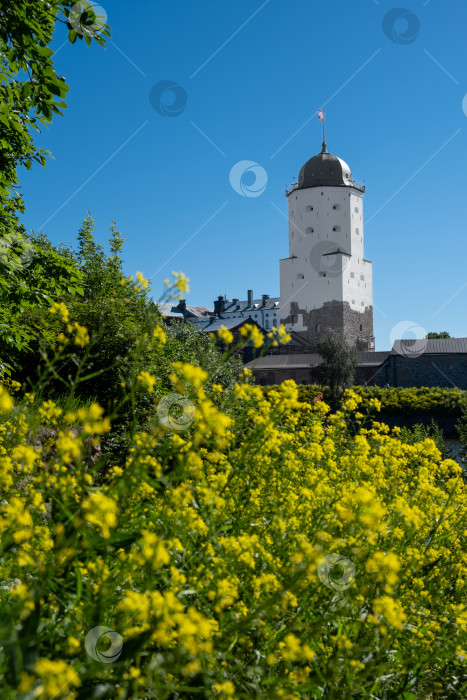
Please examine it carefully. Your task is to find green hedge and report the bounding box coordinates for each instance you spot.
[262,385,467,418]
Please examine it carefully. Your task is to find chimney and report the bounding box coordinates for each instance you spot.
[178,299,187,313]
[262,294,270,307]
[213,295,225,315]
[247,289,253,306]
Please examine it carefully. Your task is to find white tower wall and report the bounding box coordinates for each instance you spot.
[280,177,374,348]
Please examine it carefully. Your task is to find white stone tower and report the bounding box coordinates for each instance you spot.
[279,138,374,350]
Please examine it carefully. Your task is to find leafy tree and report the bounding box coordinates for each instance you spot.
[426,332,451,339]
[45,215,161,408]
[316,330,360,405]
[0,0,109,231]
[0,232,83,372]
[0,1,110,367]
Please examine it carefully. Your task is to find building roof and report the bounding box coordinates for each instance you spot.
[191,317,264,333]
[156,302,184,319]
[296,143,364,191]
[187,305,213,318]
[391,337,467,356]
[219,296,280,314]
[155,302,212,319]
[245,353,324,371]
[359,351,391,366]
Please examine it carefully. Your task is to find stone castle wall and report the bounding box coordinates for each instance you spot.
[282,299,374,350]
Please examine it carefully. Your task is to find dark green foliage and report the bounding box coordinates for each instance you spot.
[8,216,246,460]
[426,332,451,339]
[316,330,359,406]
[0,0,109,369]
[153,322,244,397]
[0,232,83,372]
[0,0,109,228]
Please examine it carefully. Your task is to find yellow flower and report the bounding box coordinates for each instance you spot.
[49,301,70,323]
[365,551,401,588]
[173,271,189,293]
[34,659,80,698]
[140,530,170,569]
[0,386,13,413]
[136,271,150,289]
[372,596,407,631]
[82,492,118,539]
[66,322,90,347]
[239,323,264,348]
[137,371,156,393]
[267,324,291,347]
[56,431,82,462]
[153,325,167,344]
[218,325,234,345]
[214,680,235,696]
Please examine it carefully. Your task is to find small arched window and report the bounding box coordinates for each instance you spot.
[354,207,359,213]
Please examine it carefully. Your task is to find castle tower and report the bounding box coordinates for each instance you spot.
[279,138,374,350]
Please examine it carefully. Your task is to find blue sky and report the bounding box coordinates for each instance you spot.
[20,0,467,350]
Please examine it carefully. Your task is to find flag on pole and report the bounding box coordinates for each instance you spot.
[318,109,324,122]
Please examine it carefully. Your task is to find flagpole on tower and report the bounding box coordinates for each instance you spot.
[318,109,326,152]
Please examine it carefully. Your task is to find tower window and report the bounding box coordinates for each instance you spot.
[332,204,340,210]
[354,207,359,213]
[333,226,341,232]
[305,205,314,212]
[360,275,364,281]
[296,273,304,280]
[306,227,314,234]
[316,324,320,332]
[359,324,363,332]
[350,272,355,278]
[356,228,360,235]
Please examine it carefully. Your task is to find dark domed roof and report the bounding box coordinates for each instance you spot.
[297,142,353,189]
